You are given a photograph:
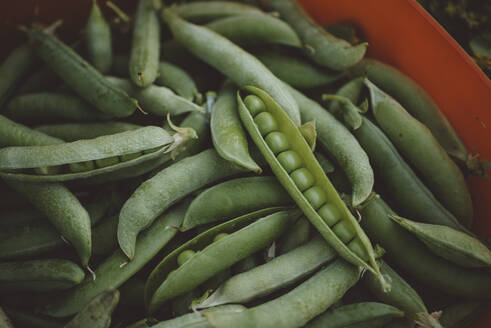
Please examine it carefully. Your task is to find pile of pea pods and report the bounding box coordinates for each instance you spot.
[0,0,490,327]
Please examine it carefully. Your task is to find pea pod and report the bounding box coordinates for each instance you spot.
[198,235,336,308]
[86,0,112,73]
[265,0,367,71]
[118,149,246,260]
[64,289,119,328]
[182,176,292,231]
[0,126,195,183]
[42,199,187,318]
[6,92,112,123]
[211,80,261,173]
[365,79,473,228]
[145,208,296,314]
[359,195,491,299]
[305,302,404,328]
[0,114,63,147]
[236,85,385,288]
[129,0,161,87]
[3,308,65,328]
[0,42,34,107]
[27,25,138,117]
[153,305,246,328]
[0,259,84,292]
[34,122,141,141]
[170,1,261,23]
[390,215,491,268]
[204,259,361,328]
[162,9,301,126]
[276,216,311,255]
[157,61,201,102]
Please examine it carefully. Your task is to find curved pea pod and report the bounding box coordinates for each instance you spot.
[390,215,491,268]
[0,126,195,183]
[364,260,428,324]
[152,305,246,328]
[255,50,342,89]
[204,259,361,328]
[211,80,261,173]
[157,61,201,102]
[440,301,487,328]
[162,9,301,126]
[27,26,138,118]
[0,42,34,107]
[34,122,141,141]
[265,0,367,71]
[171,1,261,23]
[284,83,374,207]
[365,79,473,228]
[3,308,66,328]
[6,92,113,123]
[237,85,385,289]
[42,200,187,318]
[0,114,63,147]
[106,76,204,116]
[0,259,84,293]
[198,235,336,309]
[129,0,161,87]
[182,176,292,231]
[145,208,298,314]
[349,59,470,167]
[206,13,301,48]
[305,302,404,328]
[360,195,491,299]
[86,0,112,74]
[64,289,119,328]
[118,149,246,260]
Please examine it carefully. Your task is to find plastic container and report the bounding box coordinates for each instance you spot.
[0,0,489,326]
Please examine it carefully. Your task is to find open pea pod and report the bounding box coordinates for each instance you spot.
[145,207,297,315]
[390,215,491,268]
[236,86,386,289]
[0,126,196,182]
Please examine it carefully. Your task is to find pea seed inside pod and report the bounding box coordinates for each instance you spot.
[348,238,368,260]
[290,167,315,191]
[277,150,303,173]
[332,220,356,243]
[244,94,266,117]
[95,156,119,168]
[177,250,196,267]
[214,233,229,242]
[303,186,327,210]
[265,131,290,154]
[318,203,342,227]
[254,112,278,136]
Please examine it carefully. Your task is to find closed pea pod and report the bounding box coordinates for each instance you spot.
[129,0,161,87]
[264,0,367,71]
[34,122,141,141]
[152,305,246,328]
[236,86,385,287]
[0,259,84,293]
[170,1,261,23]
[64,289,119,328]
[157,61,201,102]
[162,9,301,126]
[146,209,299,314]
[27,25,138,118]
[0,114,63,147]
[211,80,261,173]
[304,302,404,328]
[205,259,361,328]
[85,0,112,73]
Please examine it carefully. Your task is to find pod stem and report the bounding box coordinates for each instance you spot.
[415,311,444,328]
[165,113,198,159]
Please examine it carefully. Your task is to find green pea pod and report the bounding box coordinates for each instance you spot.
[145,207,296,314]
[0,114,63,147]
[34,122,141,141]
[265,0,367,71]
[206,14,301,48]
[171,1,261,23]
[42,199,187,318]
[348,59,470,166]
[7,92,112,123]
[182,176,292,231]
[118,149,246,260]
[440,301,486,328]
[0,259,84,293]
[365,79,473,228]
[232,255,262,275]
[3,308,65,328]
[284,83,374,207]
[236,85,385,289]
[390,215,491,268]
[204,259,361,328]
[359,195,491,299]
[314,152,335,174]
[64,289,119,328]
[305,302,404,328]
[86,0,112,73]
[153,305,246,328]
[157,61,201,102]
[106,76,204,116]
[129,0,161,87]
[198,235,336,308]
[27,25,138,117]
[211,80,261,173]
[0,43,35,107]
[162,9,301,126]
[364,260,427,323]
[255,50,342,89]
[322,94,362,130]
[276,216,311,255]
